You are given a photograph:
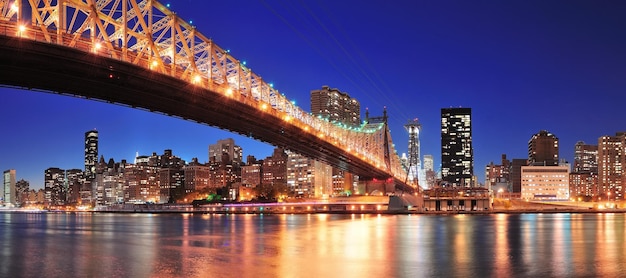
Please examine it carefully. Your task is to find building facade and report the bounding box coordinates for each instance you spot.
[310,85,361,127]
[528,130,559,166]
[3,169,16,205]
[15,179,29,206]
[184,158,211,193]
[521,165,570,201]
[44,167,66,206]
[441,107,473,187]
[85,130,98,180]
[569,172,597,200]
[208,138,242,167]
[597,132,626,201]
[574,141,598,173]
[485,154,511,193]
[262,147,288,187]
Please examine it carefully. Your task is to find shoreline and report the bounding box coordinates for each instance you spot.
[2,207,623,215]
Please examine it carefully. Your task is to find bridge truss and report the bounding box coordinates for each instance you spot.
[0,0,410,186]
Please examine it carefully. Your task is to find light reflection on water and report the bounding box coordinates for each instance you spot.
[1,212,626,277]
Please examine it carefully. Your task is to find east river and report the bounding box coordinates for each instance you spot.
[1,212,625,277]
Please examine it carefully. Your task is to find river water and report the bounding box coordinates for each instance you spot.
[0,212,624,277]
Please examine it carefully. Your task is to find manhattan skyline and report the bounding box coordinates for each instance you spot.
[1,0,625,189]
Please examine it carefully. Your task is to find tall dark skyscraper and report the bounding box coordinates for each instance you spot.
[441,107,473,187]
[84,130,98,180]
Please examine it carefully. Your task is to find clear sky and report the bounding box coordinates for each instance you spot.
[2,0,626,189]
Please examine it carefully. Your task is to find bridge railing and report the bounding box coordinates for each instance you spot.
[0,0,410,184]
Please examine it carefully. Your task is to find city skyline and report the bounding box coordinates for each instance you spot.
[1,0,626,188]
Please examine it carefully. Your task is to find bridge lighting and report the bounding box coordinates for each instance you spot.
[166,3,170,8]
[93,42,102,53]
[242,60,247,66]
[16,24,26,37]
[283,115,292,122]
[11,2,18,12]
[150,60,158,69]
[225,88,233,96]
[269,83,274,88]
[260,103,268,110]
[193,74,202,84]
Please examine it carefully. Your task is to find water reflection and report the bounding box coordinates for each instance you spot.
[1,212,626,277]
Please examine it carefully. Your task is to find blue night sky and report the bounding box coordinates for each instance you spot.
[1,0,625,189]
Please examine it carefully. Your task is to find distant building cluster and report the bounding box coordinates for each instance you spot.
[486,130,626,202]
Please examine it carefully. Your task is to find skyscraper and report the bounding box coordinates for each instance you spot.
[528,130,559,166]
[574,141,598,173]
[441,107,473,187]
[404,119,421,185]
[85,130,98,180]
[597,132,626,201]
[3,169,16,205]
[310,86,360,193]
[310,85,361,127]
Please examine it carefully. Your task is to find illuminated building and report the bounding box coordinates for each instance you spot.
[184,158,210,192]
[423,155,436,188]
[157,150,185,203]
[84,130,98,180]
[15,179,29,205]
[528,130,559,166]
[521,164,570,201]
[310,85,360,127]
[241,163,262,188]
[3,169,16,205]
[208,138,242,167]
[597,132,626,201]
[44,167,65,206]
[262,147,288,187]
[441,107,473,187]
[570,141,598,200]
[485,154,511,194]
[286,151,332,197]
[310,86,360,194]
[65,169,83,205]
[404,119,421,186]
[574,141,598,173]
[569,172,597,200]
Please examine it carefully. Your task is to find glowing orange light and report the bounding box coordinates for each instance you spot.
[225,88,233,96]
[11,3,18,12]
[193,75,202,84]
[260,103,268,110]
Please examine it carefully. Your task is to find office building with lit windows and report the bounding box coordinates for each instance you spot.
[85,130,98,180]
[570,141,598,200]
[597,132,626,201]
[3,169,16,205]
[441,107,473,187]
[310,85,360,127]
[521,165,570,201]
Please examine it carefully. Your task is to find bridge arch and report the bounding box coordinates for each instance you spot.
[0,0,414,192]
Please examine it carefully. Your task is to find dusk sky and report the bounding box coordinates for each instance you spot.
[1,0,625,189]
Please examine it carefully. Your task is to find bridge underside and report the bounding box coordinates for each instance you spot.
[0,35,414,193]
